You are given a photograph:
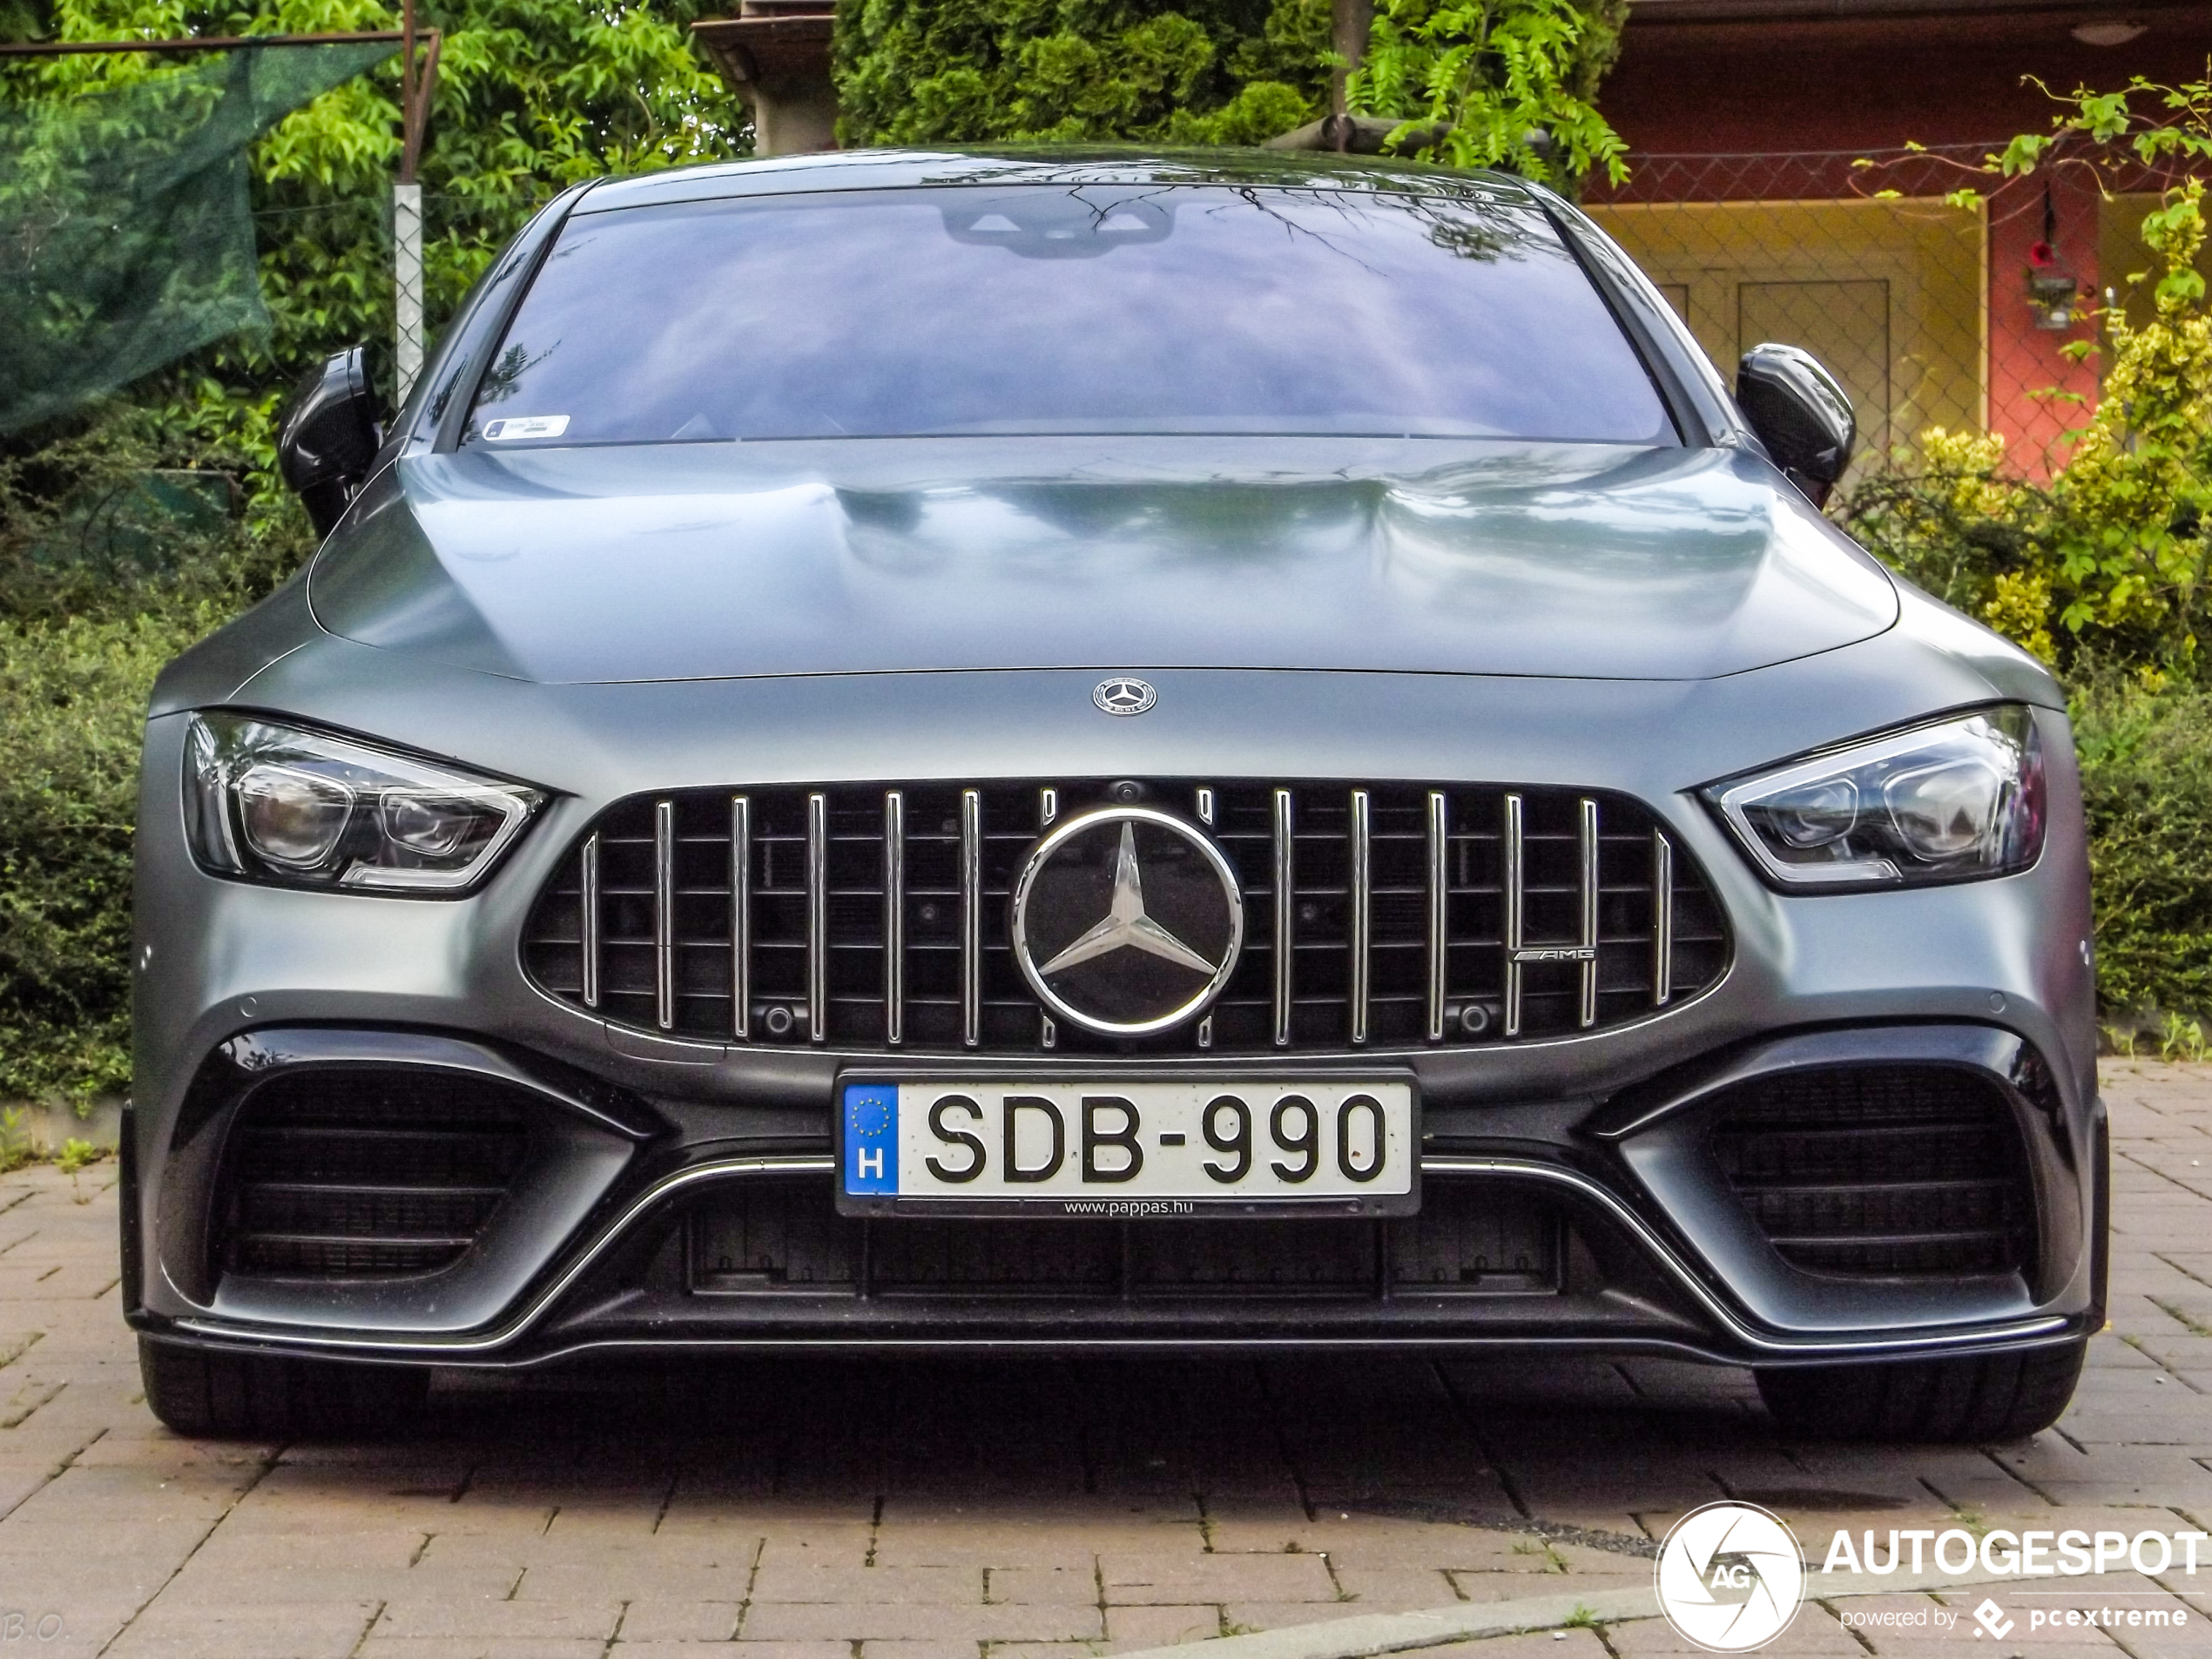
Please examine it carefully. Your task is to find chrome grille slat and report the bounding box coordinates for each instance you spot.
[1425,791,1447,1043]
[960,788,982,1050]
[806,792,829,1043]
[1578,797,1600,1030]
[730,797,751,1038]
[524,779,1728,1053]
[653,800,676,1031]
[1272,787,1295,1049]
[882,792,904,1046]
[1348,788,1371,1046]
[579,832,602,1010]
[1502,792,1526,1039]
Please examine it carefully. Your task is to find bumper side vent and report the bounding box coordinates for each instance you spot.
[214,1072,530,1280]
[1711,1066,2035,1277]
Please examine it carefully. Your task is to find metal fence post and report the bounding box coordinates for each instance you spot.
[394,181,424,401]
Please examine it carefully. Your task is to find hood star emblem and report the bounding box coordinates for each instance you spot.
[1036,823,1217,977]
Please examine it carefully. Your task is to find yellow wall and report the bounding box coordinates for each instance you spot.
[1589,198,1986,476]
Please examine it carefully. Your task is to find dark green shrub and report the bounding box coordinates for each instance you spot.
[2073,677,2212,1018]
[833,0,1332,146]
[0,414,311,1105]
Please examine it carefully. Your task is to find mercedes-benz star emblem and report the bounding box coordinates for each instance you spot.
[1011,806,1243,1035]
[1093,677,1157,717]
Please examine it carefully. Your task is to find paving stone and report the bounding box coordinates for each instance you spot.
[103,1600,380,1658]
[738,1600,1102,1641]
[359,1640,609,1657]
[615,1597,747,1641]
[750,1562,982,1603]
[1420,1635,1610,1658]
[371,1595,626,1640]
[1104,1602,1225,1646]
[986,1564,1103,1605]
[1097,1549,1339,1603]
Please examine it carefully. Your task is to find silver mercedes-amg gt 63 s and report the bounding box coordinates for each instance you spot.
[126,150,2101,1441]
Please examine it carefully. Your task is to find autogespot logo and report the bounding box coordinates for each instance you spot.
[1656,1502,1806,1652]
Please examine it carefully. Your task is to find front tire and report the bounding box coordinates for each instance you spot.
[138,1337,428,1439]
[1756,1340,2086,1443]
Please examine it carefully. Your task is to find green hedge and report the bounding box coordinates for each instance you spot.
[0,419,310,1105]
[2074,679,2212,1019]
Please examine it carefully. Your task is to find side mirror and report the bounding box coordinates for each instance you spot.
[278,346,381,537]
[1736,342,1856,509]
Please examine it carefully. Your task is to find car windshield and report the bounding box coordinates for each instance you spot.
[462,183,1676,447]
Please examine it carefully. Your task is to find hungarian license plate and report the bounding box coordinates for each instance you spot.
[835,1077,1418,1217]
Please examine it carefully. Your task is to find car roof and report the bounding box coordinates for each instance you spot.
[571,145,1544,217]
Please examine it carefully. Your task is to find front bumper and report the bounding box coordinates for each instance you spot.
[126,669,2103,1372]
[125,1018,2102,1372]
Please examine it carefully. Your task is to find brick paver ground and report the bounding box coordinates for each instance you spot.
[0,1062,2208,1656]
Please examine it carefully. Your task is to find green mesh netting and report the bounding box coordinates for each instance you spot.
[0,40,398,434]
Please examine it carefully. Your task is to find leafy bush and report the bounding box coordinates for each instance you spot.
[2073,676,2212,1019]
[0,414,310,1105]
[1347,0,1627,192]
[832,0,1629,172]
[833,0,1333,147]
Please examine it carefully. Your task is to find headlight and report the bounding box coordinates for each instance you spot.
[184,712,543,894]
[1705,706,2046,889]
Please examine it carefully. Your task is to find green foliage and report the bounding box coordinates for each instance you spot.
[1841,74,2212,674]
[57,1136,107,1174]
[833,0,1332,146]
[1345,0,1628,192]
[5,0,745,425]
[0,0,746,1101]
[2072,675,2212,1019]
[0,410,311,1106]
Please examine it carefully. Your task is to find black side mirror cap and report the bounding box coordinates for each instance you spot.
[277,346,381,537]
[1736,342,1856,509]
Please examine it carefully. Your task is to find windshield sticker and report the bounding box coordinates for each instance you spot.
[482,415,569,441]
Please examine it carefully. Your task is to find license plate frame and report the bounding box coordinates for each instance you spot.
[833,1072,1420,1218]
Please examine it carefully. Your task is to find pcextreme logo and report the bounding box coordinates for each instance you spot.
[1655,1503,1807,1652]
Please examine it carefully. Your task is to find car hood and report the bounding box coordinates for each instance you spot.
[310,437,1898,685]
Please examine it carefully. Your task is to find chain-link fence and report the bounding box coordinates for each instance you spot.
[1584,143,2212,482]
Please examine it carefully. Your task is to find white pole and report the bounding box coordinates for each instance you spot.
[394,181,424,401]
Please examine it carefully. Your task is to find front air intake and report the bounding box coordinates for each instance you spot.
[1711,1066,2035,1277]
[212,1072,530,1279]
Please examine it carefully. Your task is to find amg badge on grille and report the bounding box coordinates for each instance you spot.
[1010,807,1243,1035]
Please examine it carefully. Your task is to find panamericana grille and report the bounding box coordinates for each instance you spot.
[1711,1066,2035,1278]
[523,780,1727,1053]
[213,1073,530,1280]
[689,1177,1561,1295]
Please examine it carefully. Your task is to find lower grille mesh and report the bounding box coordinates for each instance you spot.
[215,1072,530,1280]
[689,1179,1561,1295]
[1711,1066,2035,1277]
